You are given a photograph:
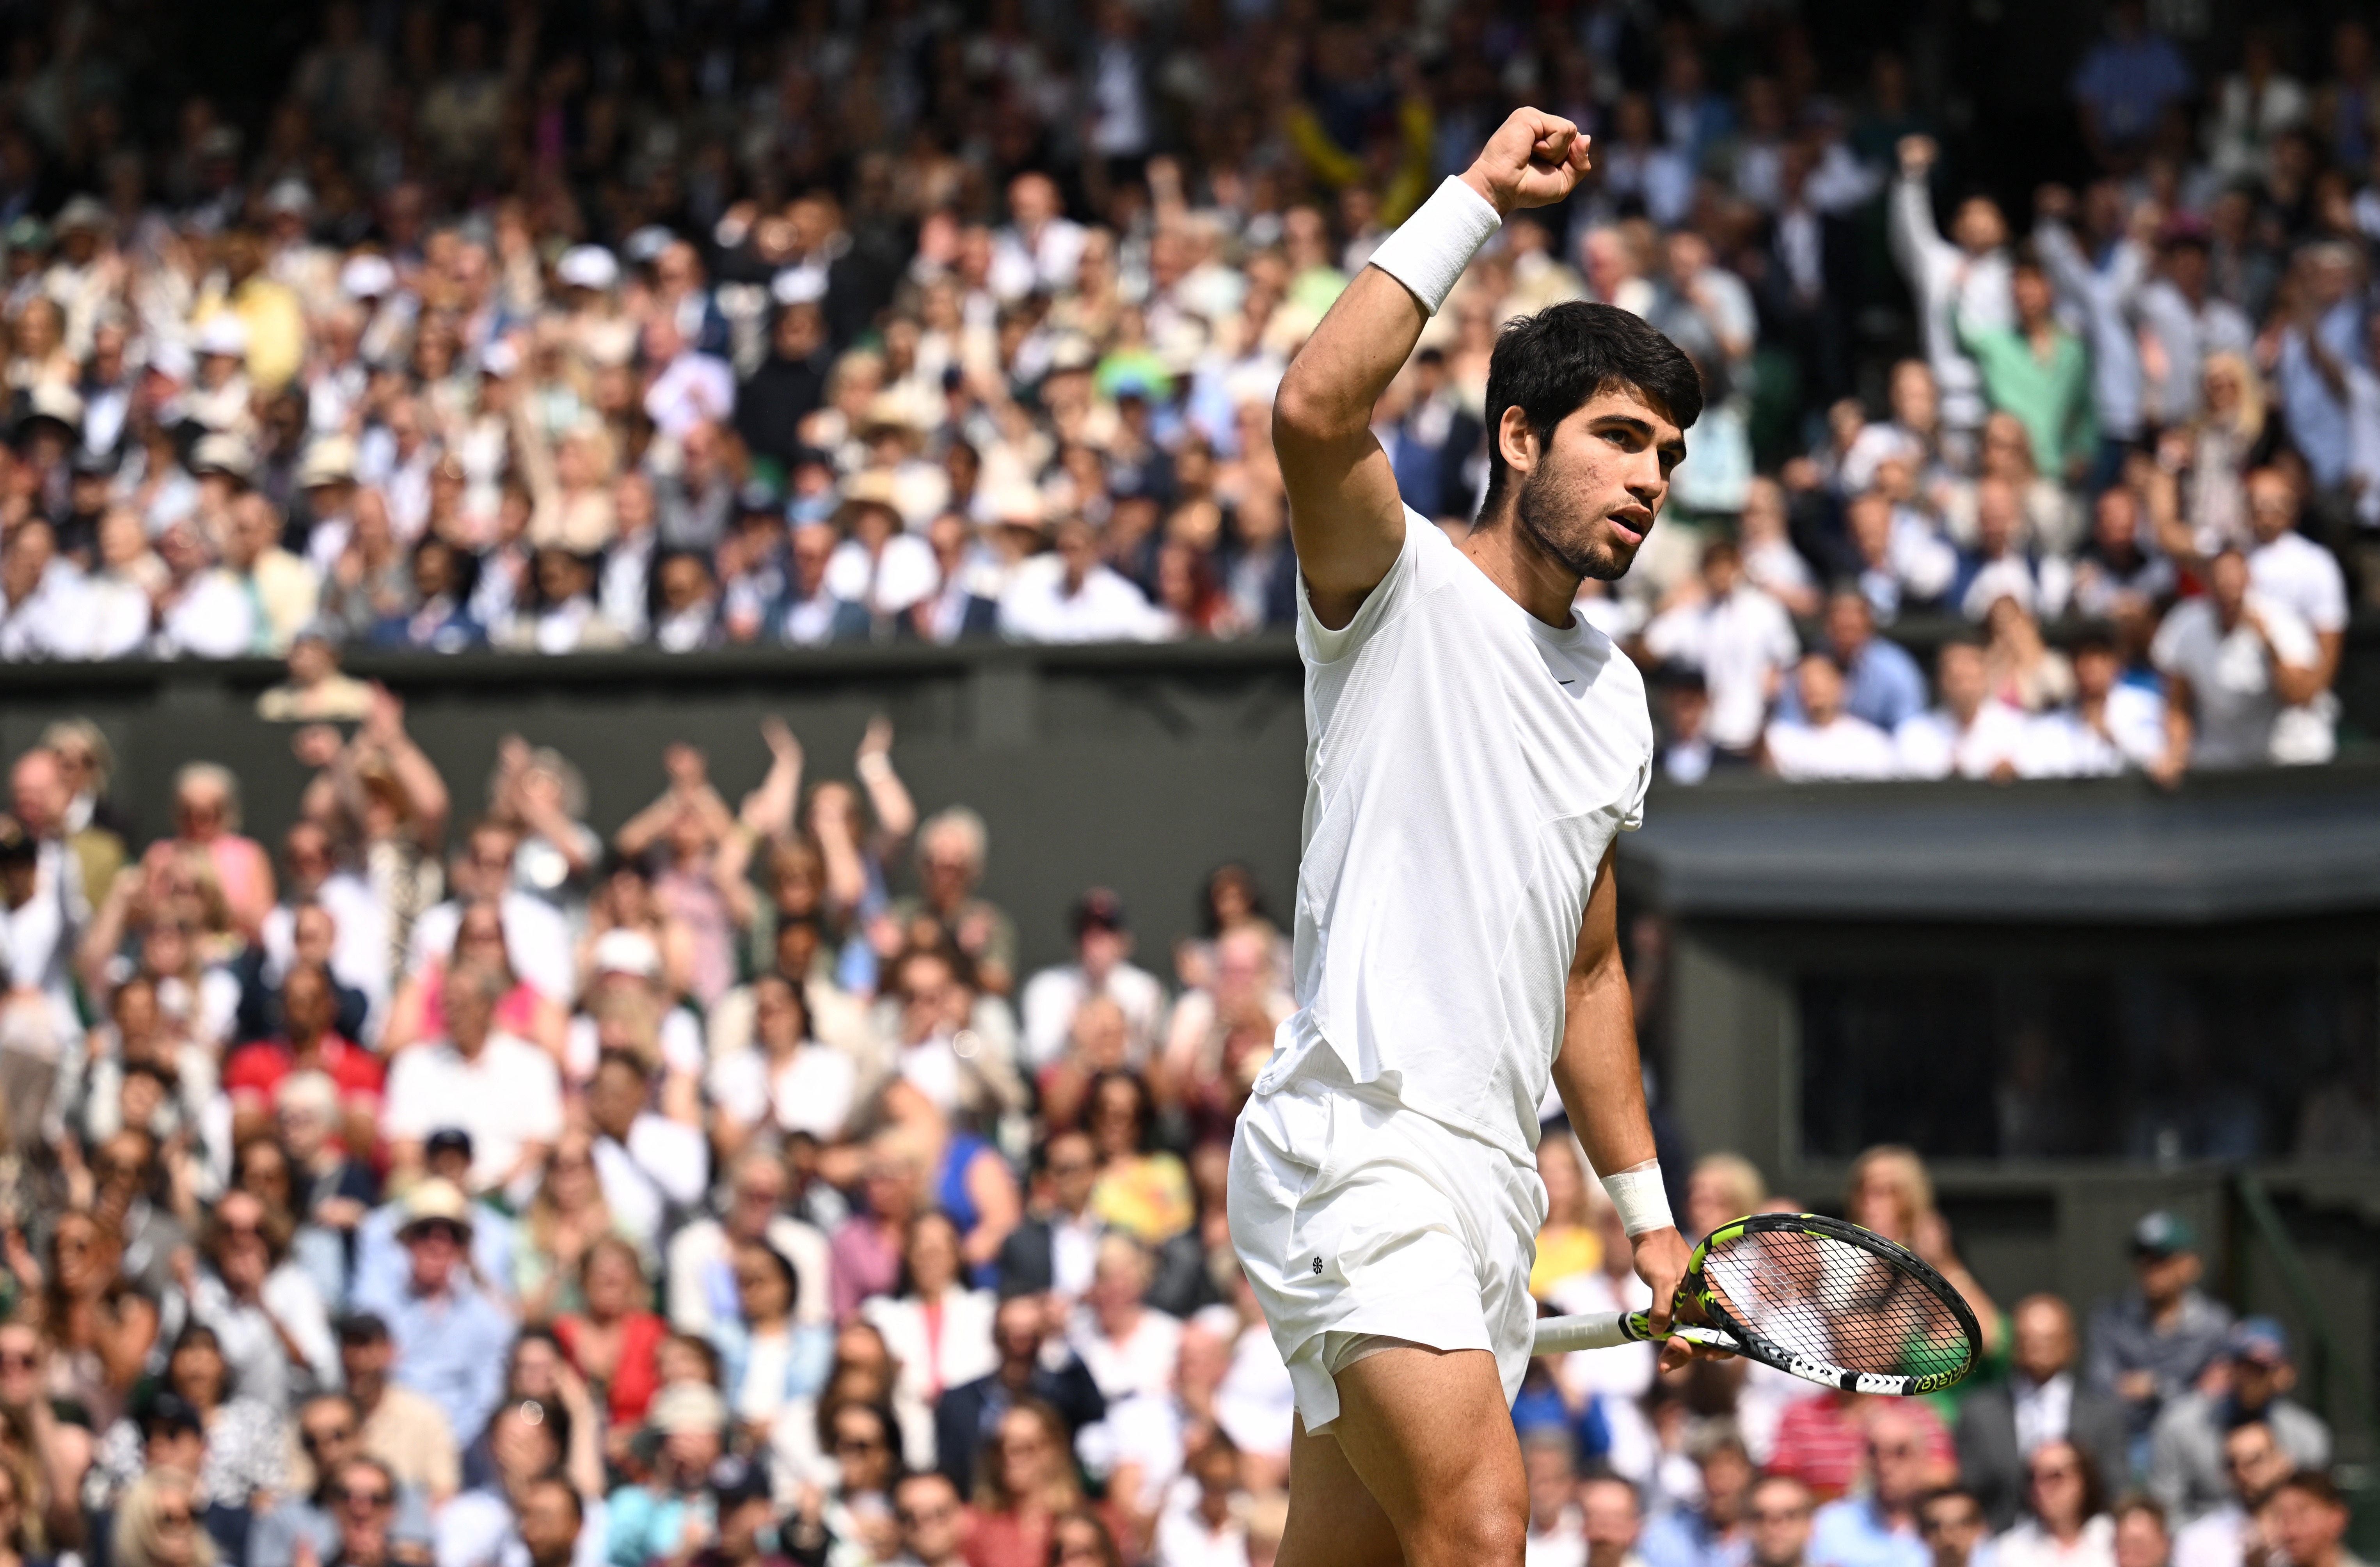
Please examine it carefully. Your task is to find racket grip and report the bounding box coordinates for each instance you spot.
[1532,1310,1651,1354]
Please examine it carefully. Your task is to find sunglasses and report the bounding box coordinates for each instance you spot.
[301,1427,356,1450]
[835,1434,888,1453]
[337,1488,393,1508]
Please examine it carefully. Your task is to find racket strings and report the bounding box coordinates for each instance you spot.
[1702,1230,1974,1381]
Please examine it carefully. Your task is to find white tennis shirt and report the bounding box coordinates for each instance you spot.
[1250,507,1654,1162]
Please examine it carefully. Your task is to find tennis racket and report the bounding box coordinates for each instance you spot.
[1531,1212,1981,1396]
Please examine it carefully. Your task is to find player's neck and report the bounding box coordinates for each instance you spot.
[1459,513,1584,629]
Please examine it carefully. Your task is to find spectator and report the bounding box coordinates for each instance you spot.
[2171,1418,2294,1567]
[1916,1487,1994,1567]
[1780,591,1931,734]
[1640,1423,1755,1567]
[1764,655,1900,782]
[1805,1407,1941,1567]
[331,1314,460,1507]
[1895,641,2029,782]
[2149,548,2324,778]
[881,807,1018,1000]
[250,1395,433,1567]
[165,1188,337,1414]
[1995,1442,2115,1567]
[664,1150,834,1343]
[1960,257,2095,488]
[2112,1499,2171,1567]
[1957,1295,2130,1532]
[1890,137,2012,462]
[892,1470,970,1567]
[354,1180,515,1449]
[862,1211,999,1472]
[602,1382,731,1567]
[2262,1473,2358,1567]
[2147,1317,2330,1522]
[1021,890,1167,1074]
[110,1468,213,1567]
[554,1237,668,1437]
[2072,2,2194,171]
[1747,1476,1818,1567]
[2086,1212,2236,1449]
[711,1237,828,1445]
[382,965,564,1201]
[1521,1425,1585,1565]
[932,1294,1107,1498]
[1641,540,1799,760]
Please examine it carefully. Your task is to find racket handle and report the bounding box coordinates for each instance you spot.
[1532,1310,1652,1354]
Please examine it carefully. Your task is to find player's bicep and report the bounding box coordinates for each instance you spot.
[1277,432,1407,629]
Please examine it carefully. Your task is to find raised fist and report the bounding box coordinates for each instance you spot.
[1461,108,1594,217]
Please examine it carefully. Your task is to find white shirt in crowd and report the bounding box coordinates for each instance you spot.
[408,893,575,1007]
[1895,700,2030,780]
[1765,713,1901,781]
[2017,686,2167,778]
[1642,585,1799,751]
[1071,1304,1186,1402]
[2150,593,2320,768]
[826,533,939,616]
[705,1043,859,1141]
[592,1114,710,1244]
[383,1028,566,1193]
[997,555,1169,643]
[2249,530,2349,635]
[2011,1370,2075,1458]
[1019,958,1169,1070]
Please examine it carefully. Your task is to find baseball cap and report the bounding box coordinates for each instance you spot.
[2227,1316,2289,1365]
[140,1391,205,1438]
[340,254,397,300]
[2131,1210,2197,1258]
[709,1455,771,1510]
[424,1127,474,1162]
[1071,888,1128,936]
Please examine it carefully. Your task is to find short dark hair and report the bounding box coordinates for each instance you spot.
[1481,302,1702,515]
[2275,1470,2344,1511]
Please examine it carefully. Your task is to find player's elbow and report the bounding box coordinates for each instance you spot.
[1272,364,1360,450]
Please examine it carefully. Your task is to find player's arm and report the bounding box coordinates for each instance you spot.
[1272,107,1591,629]
[1550,844,1700,1365]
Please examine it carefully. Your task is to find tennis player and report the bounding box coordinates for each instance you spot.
[1227,108,1705,1566]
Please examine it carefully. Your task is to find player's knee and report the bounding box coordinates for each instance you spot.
[1410,1486,1527,1567]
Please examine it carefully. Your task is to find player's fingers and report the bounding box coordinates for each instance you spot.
[1571,133,1594,173]
[1659,1338,1694,1375]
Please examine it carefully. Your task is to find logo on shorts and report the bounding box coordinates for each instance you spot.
[1311,1256,1324,1275]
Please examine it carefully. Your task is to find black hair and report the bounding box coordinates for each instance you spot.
[1480,302,1703,517]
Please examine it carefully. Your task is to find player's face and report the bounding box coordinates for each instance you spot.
[1513,387,1686,582]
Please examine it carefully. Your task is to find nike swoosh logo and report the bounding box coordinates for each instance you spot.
[1558,678,1575,685]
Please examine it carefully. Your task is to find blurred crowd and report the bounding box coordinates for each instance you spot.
[0,2,2371,775]
[0,697,2363,1567]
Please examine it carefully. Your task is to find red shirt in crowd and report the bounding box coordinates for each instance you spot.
[222,1033,387,1107]
[1766,1390,1955,1498]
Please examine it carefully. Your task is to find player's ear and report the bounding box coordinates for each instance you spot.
[1496,406,1538,477]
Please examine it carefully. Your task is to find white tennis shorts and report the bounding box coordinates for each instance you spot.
[1227,1068,1545,1434]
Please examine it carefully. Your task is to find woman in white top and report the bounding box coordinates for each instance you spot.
[858,1210,998,1470]
[704,975,858,1161]
[1996,1440,2117,1567]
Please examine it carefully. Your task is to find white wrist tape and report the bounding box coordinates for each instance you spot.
[1366,176,1502,316]
[1601,1162,1674,1238]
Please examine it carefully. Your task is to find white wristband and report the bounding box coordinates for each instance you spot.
[1601,1162,1674,1238]
[1366,176,1502,317]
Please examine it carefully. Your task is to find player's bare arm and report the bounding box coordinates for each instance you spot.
[1551,844,1699,1366]
[1272,108,1593,629]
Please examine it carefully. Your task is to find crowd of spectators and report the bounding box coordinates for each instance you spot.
[0,697,2365,1567]
[0,2,2371,778]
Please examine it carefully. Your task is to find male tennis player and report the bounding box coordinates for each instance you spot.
[1227,108,1704,1567]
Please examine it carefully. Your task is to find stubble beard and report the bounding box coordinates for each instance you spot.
[1514,456,1643,583]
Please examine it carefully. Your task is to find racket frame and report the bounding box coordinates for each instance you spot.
[1532,1212,1982,1397]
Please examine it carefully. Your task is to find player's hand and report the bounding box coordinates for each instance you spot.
[1461,108,1592,217]
[1632,1226,1725,1370]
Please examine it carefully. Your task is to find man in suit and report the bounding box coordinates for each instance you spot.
[996,1129,1105,1304]
[932,1292,1105,1495]
[1957,1293,2131,1530]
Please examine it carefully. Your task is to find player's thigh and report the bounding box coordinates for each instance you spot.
[1277,1416,1402,1567]
[1325,1345,1529,1566]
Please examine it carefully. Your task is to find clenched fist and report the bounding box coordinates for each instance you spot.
[1460,107,1593,217]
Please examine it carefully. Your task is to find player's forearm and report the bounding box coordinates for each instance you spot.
[1551,960,1659,1177]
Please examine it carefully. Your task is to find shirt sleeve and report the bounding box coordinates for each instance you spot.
[1297,505,1435,665]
